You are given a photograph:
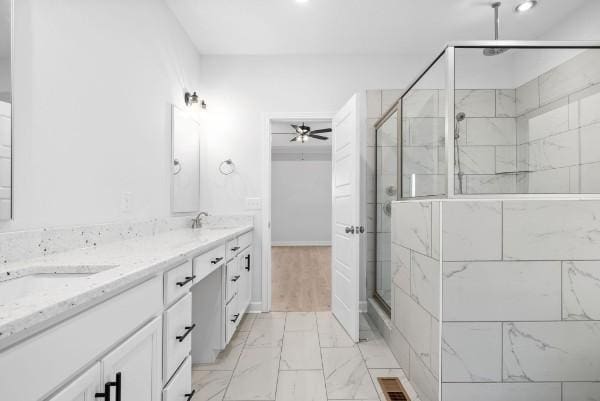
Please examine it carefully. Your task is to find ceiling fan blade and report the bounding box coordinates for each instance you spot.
[290,136,299,142]
[291,124,301,134]
[308,134,328,140]
[310,128,332,134]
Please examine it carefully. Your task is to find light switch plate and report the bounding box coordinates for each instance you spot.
[245,197,261,210]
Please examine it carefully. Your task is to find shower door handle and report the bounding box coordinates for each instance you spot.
[345,226,355,234]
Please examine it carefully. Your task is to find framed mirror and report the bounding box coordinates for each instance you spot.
[171,105,200,214]
[0,0,11,220]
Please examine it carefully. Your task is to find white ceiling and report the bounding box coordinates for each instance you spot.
[166,0,589,55]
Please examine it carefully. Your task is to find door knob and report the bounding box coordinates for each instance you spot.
[357,226,365,234]
[345,226,355,234]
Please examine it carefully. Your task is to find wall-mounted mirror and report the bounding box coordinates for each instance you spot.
[0,0,11,220]
[171,105,200,214]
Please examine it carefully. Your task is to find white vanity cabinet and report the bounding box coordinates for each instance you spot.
[46,363,101,401]
[0,276,163,401]
[99,317,163,401]
[48,315,162,401]
[0,228,253,401]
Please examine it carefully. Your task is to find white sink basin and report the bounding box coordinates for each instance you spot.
[0,265,118,304]
[0,273,93,304]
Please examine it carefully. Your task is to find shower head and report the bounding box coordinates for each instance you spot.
[455,112,466,122]
[483,2,509,57]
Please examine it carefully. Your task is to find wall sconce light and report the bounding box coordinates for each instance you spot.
[184,91,207,109]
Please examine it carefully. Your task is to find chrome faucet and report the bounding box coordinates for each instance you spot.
[192,212,209,229]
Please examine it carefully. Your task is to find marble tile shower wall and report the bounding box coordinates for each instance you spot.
[392,199,600,401]
[389,200,441,401]
[389,199,600,401]
[402,88,518,196]
[0,214,253,266]
[516,49,600,193]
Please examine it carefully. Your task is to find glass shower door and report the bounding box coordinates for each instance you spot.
[374,110,398,309]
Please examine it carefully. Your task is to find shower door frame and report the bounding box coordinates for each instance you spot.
[372,102,402,315]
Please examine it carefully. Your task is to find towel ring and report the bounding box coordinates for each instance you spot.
[219,159,235,175]
[173,159,182,175]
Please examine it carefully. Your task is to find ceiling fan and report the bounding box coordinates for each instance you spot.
[281,123,332,143]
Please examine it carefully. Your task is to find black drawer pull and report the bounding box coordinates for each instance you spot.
[176,275,195,287]
[231,275,240,282]
[211,257,224,264]
[230,313,240,323]
[245,254,251,271]
[184,389,196,401]
[231,246,240,252]
[95,372,121,401]
[176,324,196,342]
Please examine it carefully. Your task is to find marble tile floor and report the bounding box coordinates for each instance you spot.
[192,311,417,401]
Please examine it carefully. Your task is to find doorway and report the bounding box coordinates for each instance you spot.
[269,119,333,311]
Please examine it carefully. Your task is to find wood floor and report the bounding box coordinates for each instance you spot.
[271,246,331,312]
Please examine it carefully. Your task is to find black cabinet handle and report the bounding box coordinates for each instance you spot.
[95,372,121,401]
[115,373,122,401]
[211,257,224,264]
[185,389,196,401]
[176,275,196,287]
[176,324,196,342]
[230,313,240,323]
[231,246,240,252]
[231,275,240,282]
[245,254,251,271]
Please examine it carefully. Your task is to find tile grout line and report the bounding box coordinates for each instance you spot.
[272,312,287,401]
[222,319,252,401]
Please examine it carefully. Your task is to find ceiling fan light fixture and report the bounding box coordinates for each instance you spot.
[515,0,537,13]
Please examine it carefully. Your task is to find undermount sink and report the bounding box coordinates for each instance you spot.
[0,265,117,304]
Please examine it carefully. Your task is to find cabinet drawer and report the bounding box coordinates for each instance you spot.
[0,276,162,401]
[164,260,193,306]
[226,238,239,261]
[163,356,192,401]
[225,297,240,345]
[164,293,193,382]
[193,244,226,281]
[225,260,240,304]
[238,231,253,251]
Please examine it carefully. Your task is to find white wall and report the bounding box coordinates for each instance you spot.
[271,159,331,246]
[0,58,9,102]
[196,54,426,307]
[4,0,202,231]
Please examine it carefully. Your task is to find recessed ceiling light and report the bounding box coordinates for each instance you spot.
[295,0,309,3]
[515,0,537,13]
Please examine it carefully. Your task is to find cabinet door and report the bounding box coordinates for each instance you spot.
[239,250,252,314]
[47,363,101,401]
[101,317,162,401]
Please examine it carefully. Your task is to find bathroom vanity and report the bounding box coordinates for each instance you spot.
[0,223,253,401]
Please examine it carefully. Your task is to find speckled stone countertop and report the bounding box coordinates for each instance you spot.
[0,224,253,346]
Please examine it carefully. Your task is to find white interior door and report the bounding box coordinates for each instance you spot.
[331,94,362,343]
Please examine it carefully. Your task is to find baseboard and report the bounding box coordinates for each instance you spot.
[247,301,264,313]
[271,241,331,247]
